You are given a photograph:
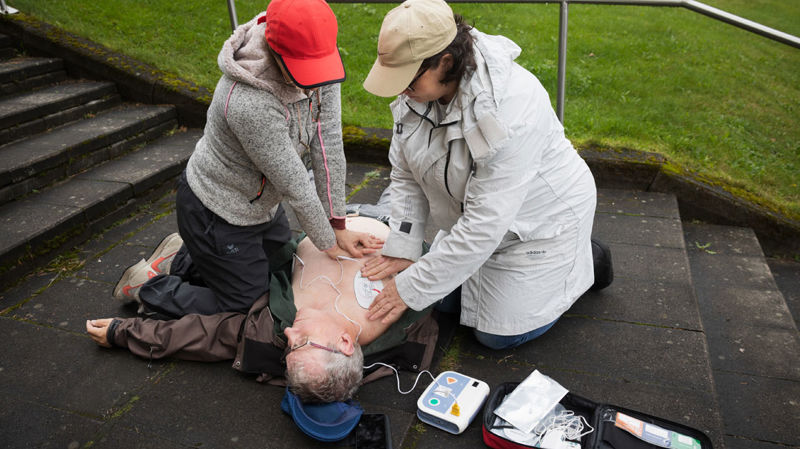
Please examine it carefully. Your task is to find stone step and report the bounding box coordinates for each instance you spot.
[0,56,63,84]
[684,223,800,449]
[766,257,800,328]
[0,103,178,206]
[0,68,68,97]
[0,128,202,289]
[0,47,18,60]
[0,56,67,95]
[0,80,119,144]
[0,33,15,60]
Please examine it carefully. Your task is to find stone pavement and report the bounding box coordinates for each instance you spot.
[1,161,798,449]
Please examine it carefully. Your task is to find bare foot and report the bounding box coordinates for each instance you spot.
[86,318,114,348]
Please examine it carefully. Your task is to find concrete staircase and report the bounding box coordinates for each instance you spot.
[0,33,201,289]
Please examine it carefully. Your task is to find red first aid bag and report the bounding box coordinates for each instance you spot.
[482,382,713,449]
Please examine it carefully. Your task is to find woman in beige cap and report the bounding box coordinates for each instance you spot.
[361,0,607,349]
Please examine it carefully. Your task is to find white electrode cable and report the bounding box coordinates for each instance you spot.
[362,362,437,395]
[361,362,463,415]
[292,254,363,342]
[533,409,594,445]
[293,253,344,287]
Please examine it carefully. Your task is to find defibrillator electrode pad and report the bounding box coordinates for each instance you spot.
[354,271,383,309]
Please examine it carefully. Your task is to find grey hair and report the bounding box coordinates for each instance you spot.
[286,343,364,403]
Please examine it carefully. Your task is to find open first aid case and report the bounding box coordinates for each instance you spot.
[483,382,714,449]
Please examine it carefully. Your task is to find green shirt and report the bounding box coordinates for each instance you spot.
[266,236,430,356]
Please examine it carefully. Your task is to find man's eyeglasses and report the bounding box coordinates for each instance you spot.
[283,336,341,360]
[406,68,426,93]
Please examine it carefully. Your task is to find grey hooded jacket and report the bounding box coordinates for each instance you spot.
[186,14,346,251]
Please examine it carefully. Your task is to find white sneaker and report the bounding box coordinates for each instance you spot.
[146,233,183,275]
[112,259,156,302]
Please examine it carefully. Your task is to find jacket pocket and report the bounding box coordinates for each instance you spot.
[510,221,566,241]
[249,174,267,203]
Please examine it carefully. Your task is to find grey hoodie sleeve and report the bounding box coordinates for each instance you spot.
[226,84,337,251]
[309,84,347,221]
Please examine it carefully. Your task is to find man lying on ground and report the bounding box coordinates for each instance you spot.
[87,217,437,402]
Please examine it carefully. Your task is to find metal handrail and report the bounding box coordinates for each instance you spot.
[226,0,238,30]
[0,0,19,15]
[226,0,800,122]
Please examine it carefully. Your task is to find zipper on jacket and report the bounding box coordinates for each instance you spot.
[443,137,471,209]
[147,345,161,369]
[462,160,477,213]
[407,100,462,206]
[442,145,466,214]
[444,141,454,199]
[249,174,267,203]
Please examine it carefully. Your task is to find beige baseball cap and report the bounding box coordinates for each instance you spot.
[363,0,457,97]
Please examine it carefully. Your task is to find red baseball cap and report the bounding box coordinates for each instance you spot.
[265,0,346,88]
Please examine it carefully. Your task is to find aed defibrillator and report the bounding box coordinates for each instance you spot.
[416,370,490,434]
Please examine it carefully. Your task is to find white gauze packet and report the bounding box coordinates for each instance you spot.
[493,370,569,434]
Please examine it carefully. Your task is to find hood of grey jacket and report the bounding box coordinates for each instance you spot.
[217,14,307,106]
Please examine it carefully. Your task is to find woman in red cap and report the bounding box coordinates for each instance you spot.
[112,0,381,318]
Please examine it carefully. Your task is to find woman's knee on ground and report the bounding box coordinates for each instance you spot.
[473,329,529,350]
[472,318,559,350]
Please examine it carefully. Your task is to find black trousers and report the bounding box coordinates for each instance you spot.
[140,172,291,318]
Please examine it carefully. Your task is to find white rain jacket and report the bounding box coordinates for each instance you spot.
[381,29,596,335]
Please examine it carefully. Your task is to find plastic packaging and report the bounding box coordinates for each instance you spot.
[493,370,569,434]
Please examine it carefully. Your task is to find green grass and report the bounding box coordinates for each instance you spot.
[9,0,799,218]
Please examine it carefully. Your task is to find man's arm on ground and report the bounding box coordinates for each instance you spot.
[110,313,245,362]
